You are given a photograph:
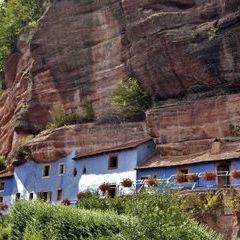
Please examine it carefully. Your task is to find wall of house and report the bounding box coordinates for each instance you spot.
[137,161,220,189]
[0,177,14,205]
[1,142,154,204]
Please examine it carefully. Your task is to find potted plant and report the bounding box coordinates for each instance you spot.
[175,172,187,183]
[61,199,71,206]
[203,171,216,181]
[231,170,240,179]
[121,178,133,188]
[147,177,158,187]
[186,173,198,182]
[99,183,111,193]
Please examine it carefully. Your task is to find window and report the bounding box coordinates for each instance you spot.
[73,168,78,177]
[57,189,63,201]
[29,193,34,200]
[0,182,5,191]
[108,156,118,169]
[83,167,87,174]
[0,197,3,203]
[42,165,51,177]
[15,193,20,201]
[58,164,64,175]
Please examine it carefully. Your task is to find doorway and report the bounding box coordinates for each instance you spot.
[108,184,117,198]
[37,192,52,202]
[217,163,230,187]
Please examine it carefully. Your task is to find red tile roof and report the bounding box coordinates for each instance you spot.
[137,141,240,169]
[74,138,152,160]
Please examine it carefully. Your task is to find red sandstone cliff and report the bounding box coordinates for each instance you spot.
[1,0,240,162]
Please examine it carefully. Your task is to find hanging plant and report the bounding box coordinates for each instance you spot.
[203,171,216,181]
[121,178,133,188]
[231,170,240,179]
[186,173,198,182]
[61,199,71,206]
[99,183,111,193]
[147,177,158,187]
[175,172,187,183]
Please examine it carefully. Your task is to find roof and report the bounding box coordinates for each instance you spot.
[74,138,152,160]
[137,140,240,169]
[0,169,14,179]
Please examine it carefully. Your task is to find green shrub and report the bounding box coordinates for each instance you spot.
[77,193,131,215]
[0,0,40,88]
[10,200,127,240]
[0,216,11,240]
[0,155,6,171]
[110,78,152,120]
[23,224,43,240]
[47,104,94,129]
[120,190,224,240]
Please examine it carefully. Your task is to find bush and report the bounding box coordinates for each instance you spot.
[110,78,152,120]
[0,216,11,240]
[10,200,127,240]
[0,0,40,87]
[0,155,6,171]
[47,104,94,129]
[121,190,224,240]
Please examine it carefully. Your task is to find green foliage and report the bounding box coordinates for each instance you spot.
[77,193,130,215]
[121,190,224,240]
[0,216,11,240]
[110,78,152,120]
[47,103,94,129]
[0,155,6,171]
[10,200,126,240]
[0,0,40,84]
[23,224,43,240]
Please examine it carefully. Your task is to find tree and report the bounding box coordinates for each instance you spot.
[110,78,152,120]
[0,155,6,171]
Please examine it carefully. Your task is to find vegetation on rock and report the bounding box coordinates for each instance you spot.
[110,78,152,120]
[0,0,40,89]
[0,155,6,171]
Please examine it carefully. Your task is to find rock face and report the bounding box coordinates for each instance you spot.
[0,0,240,160]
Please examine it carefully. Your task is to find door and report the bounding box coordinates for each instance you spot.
[217,163,230,187]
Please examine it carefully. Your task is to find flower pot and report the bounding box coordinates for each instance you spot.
[203,171,216,181]
[186,173,198,182]
[61,199,71,206]
[175,173,187,183]
[147,177,158,187]
[121,178,133,188]
[99,183,111,193]
[231,170,240,179]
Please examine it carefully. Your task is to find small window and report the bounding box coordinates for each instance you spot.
[83,167,87,174]
[58,164,64,175]
[57,189,63,201]
[108,156,118,169]
[73,168,78,177]
[0,197,3,203]
[29,193,34,200]
[15,193,20,201]
[0,182,5,191]
[42,165,51,177]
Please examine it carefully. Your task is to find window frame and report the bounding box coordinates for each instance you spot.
[108,155,118,170]
[42,164,51,178]
[58,163,65,176]
[57,189,63,201]
[0,181,5,192]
